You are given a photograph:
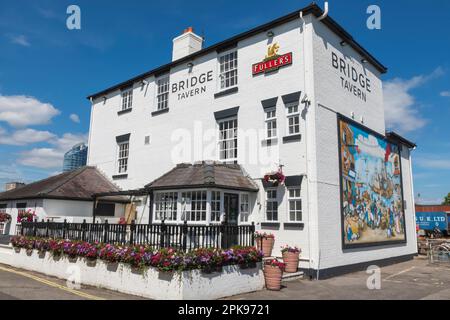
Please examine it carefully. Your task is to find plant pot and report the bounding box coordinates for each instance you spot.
[14,247,21,253]
[282,252,300,273]
[264,265,283,291]
[86,258,97,267]
[68,256,78,263]
[26,249,33,256]
[257,237,274,257]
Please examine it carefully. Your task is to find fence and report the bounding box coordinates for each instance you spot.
[18,220,255,251]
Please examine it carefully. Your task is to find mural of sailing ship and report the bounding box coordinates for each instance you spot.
[339,118,406,248]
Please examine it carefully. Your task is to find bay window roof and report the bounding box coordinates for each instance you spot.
[145,161,259,192]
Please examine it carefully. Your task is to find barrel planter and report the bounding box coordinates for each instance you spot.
[282,251,299,273]
[256,236,275,257]
[263,264,283,291]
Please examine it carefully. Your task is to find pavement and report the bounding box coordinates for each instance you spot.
[0,263,147,300]
[1,256,449,300]
[227,256,450,300]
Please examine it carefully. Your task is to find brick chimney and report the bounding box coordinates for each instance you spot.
[172,27,203,61]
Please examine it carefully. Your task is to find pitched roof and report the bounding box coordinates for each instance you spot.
[146,162,259,192]
[0,166,121,201]
[87,3,386,100]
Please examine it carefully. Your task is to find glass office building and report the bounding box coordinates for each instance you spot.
[62,143,88,172]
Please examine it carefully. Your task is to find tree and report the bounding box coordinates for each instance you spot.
[442,193,450,205]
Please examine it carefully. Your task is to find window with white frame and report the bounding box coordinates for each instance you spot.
[265,108,277,139]
[218,118,238,161]
[181,191,207,222]
[218,51,238,90]
[288,188,302,222]
[286,102,300,135]
[266,189,278,221]
[156,76,170,110]
[154,192,178,221]
[121,88,133,111]
[211,191,221,223]
[117,141,129,174]
[240,193,249,223]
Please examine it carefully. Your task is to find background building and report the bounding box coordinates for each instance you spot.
[62,143,88,172]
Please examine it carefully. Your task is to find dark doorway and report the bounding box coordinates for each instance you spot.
[223,193,239,248]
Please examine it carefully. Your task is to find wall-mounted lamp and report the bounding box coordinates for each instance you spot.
[102,96,107,103]
[361,58,368,64]
[340,40,347,47]
[141,79,149,86]
[187,62,194,73]
[266,30,274,38]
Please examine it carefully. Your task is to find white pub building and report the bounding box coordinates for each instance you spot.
[86,4,417,278]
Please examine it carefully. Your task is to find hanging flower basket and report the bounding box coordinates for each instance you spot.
[281,245,301,273]
[255,232,275,257]
[17,210,36,223]
[264,259,285,291]
[0,213,12,223]
[263,171,285,186]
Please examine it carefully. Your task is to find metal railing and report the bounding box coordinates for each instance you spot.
[18,219,255,251]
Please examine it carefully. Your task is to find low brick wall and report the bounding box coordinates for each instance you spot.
[0,247,264,299]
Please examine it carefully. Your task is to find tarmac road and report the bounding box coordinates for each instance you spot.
[0,263,147,300]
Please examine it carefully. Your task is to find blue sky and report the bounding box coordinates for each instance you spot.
[0,0,449,203]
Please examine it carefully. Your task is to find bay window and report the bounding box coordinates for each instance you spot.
[181,191,207,222]
[240,193,249,223]
[154,192,178,221]
[210,191,221,223]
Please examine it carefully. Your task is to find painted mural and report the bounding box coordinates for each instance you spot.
[338,118,406,247]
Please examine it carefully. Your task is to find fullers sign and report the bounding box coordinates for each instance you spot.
[252,43,292,76]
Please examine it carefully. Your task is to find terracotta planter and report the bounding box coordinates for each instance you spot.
[264,265,283,291]
[257,237,274,257]
[282,251,299,273]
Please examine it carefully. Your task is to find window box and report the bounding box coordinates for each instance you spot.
[282,134,301,143]
[214,87,238,99]
[117,108,132,116]
[151,108,169,117]
[112,174,128,180]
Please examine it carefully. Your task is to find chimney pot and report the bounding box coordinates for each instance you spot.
[172,27,203,61]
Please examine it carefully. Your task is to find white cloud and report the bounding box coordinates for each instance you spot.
[0,95,60,127]
[415,157,450,170]
[69,113,80,123]
[10,34,30,47]
[0,127,56,146]
[440,91,450,97]
[18,133,88,169]
[383,67,444,134]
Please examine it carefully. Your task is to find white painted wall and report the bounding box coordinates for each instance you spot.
[304,16,417,271]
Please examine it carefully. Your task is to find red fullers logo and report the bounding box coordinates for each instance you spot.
[252,43,292,76]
